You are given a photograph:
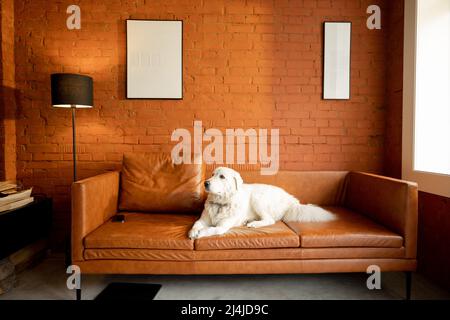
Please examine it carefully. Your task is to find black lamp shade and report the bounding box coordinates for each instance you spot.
[51,73,93,108]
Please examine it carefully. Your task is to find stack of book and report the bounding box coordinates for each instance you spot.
[0,181,33,214]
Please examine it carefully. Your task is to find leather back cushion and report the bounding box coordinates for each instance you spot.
[236,171,348,206]
[119,153,205,213]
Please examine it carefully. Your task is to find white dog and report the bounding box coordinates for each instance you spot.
[188,167,335,239]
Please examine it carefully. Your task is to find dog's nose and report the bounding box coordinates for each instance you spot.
[204,181,210,188]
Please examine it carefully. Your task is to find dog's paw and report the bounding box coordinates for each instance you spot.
[246,221,260,228]
[188,228,201,240]
[246,220,272,228]
[195,228,210,239]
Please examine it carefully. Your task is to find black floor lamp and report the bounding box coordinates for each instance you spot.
[51,73,93,267]
[51,73,93,181]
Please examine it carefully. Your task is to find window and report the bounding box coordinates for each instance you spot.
[403,0,450,197]
[415,0,450,175]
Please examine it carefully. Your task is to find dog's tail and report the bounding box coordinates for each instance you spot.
[283,202,336,223]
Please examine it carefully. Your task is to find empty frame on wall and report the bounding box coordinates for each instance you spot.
[323,22,351,100]
[126,20,182,99]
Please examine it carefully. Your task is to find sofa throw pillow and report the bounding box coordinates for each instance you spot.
[119,153,205,213]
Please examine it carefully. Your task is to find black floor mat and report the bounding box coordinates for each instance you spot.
[94,282,162,300]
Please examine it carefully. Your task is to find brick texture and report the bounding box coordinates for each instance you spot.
[11,0,391,247]
[0,0,17,181]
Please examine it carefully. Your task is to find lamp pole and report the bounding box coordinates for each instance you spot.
[70,105,78,299]
[71,105,77,182]
[50,73,93,289]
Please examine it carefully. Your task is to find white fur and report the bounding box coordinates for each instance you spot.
[189,167,336,239]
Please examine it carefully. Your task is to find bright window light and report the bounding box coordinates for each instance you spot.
[414,0,450,175]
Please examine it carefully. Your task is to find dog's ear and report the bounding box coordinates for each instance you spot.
[233,172,243,191]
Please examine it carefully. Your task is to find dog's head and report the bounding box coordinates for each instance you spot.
[204,167,243,198]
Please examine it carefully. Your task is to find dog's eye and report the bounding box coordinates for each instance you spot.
[219,175,225,179]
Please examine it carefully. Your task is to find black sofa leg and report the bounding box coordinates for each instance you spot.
[76,288,81,300]
[405,271,412,300]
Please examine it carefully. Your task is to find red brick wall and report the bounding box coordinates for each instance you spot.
[13,0,389,246]
[0,1,4,180]
[0,0,16,181]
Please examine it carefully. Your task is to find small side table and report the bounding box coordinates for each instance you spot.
[0,197,52,294]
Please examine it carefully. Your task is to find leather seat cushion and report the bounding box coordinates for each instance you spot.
[84,213,196,250]
[194,222,300,250]
[285,207,404,248]
[119,153,205,213]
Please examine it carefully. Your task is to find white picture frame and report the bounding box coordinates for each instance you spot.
[323,22,352,100]
[127,20,183,99]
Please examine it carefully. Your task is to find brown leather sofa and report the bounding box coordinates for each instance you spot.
[72,154,418,283]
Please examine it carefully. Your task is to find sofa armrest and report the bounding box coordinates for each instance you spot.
[71,171,120,261]
[344,172,418,259]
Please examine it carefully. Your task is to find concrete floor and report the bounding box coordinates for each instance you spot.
[1,255,449,300]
